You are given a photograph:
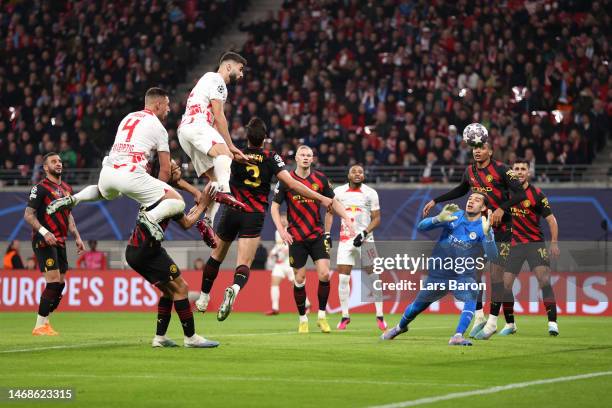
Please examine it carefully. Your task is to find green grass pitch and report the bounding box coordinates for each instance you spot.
[2,312,612,407]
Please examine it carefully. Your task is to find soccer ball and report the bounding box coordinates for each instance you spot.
[462,123,489,146]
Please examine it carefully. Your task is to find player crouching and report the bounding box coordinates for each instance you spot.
[381,194,498,346]
[126,183,218,348]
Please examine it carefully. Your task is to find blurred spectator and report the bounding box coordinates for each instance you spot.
[3,240,24,269]
[25,256,37,270]
[76,240,107,270]
[193,258,205,270]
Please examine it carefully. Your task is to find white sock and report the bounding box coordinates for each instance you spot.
[205,202,220,223]
[35,315,46,328]
[318,310,326,319]
[271,285,280,311]
[299,315,308,323]
[213,155,232,193]
[486,314,498,330]
[198,292,209,301]
[44,315,49,325]
[73,185,102,204]
[366,273,384,316]
[475,309,485,320]
[146,198,185,223]
[231,283,241,296]
[338,274,351,318]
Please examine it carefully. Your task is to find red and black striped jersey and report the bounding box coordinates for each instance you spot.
[27,177,73,246]
[273,169,334,242]
[510,184,552,244]
[434,160,525,234]
[127,213,183,248]
[230,147,286,213]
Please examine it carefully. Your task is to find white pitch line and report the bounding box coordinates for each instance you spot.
[0,341,134,354]
[0,373,479,388]
[367,371,612,408]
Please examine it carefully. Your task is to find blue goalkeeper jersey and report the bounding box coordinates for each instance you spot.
[417,210,498,278]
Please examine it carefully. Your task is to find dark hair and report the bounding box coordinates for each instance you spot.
[246,117,267,147]
[513,158,530,167]
[220,51,247,66]
[145,87,168,101]
[42,152,59,164]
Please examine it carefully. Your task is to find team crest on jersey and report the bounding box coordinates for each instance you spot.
[469,232,477,240]
[486,174,494,183]
[522,200,531,208]
[45,258,55,267]
[170,264,178,274]
[312,183,319,191]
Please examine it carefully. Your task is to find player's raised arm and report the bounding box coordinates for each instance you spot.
[177,183,216,229]
[418,204,460,231]
[423,173,470,216]
[480,209,498,261]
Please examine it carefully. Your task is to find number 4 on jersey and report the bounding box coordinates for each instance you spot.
[122,118,140,142]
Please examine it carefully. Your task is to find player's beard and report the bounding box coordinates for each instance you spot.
[229,72,238,85]
[48,169,62,178]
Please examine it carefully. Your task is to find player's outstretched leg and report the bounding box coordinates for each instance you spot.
[196,257,221,313]
[46,185,102,215]
[218,265,250,321]
[152,295,178,348]
[449,300,476,346]
[381,301,429,341]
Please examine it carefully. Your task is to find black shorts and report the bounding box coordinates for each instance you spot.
[33,240,68,274]
[217,207,265,241]
[506,242,550,274]
[289,235,330,269]
[492,228,512,267]
[125,244,181,286]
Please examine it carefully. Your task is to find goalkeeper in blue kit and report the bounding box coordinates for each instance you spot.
[381,193,498,346]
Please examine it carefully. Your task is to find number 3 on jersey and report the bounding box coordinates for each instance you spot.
[122,118,140,142]
[245,164,261,188]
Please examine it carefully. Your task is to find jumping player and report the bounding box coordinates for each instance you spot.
[324,165,386,331]
[266,214,311,315]
[178,51,252,246]
[271,145,354,334]
[194,119,340,321]
[474,158,560,338]
[422,135,525,336]
[46,88,185,242]
[125,170,218,348]
[382,194,498,345]
[24,152,84,336]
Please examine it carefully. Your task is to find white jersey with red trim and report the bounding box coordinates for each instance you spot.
[103,109,169,172]
[333,183,380,243]
[180,72,228,128]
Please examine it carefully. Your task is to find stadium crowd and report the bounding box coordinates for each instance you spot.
[0,0,247,184]
[234,0,610,177]
[0,0,610,185]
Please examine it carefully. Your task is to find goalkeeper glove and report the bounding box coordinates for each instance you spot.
[324,232,332,249]
[435,203,460,223]
[353,230,368,247]
[482,209,493,238]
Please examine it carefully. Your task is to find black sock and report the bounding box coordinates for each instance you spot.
[201,257,221,293]
[156,296,173,336]
[174,298,195,337]
[489,282,504,316]
[233,265,250,289]
[293,284,307,316]
[318,280,330,312]
[49,282,66,313]
[502,288,515,324]
[476,287,484,311]
[38,282,62,318]
[542,285,557,322]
